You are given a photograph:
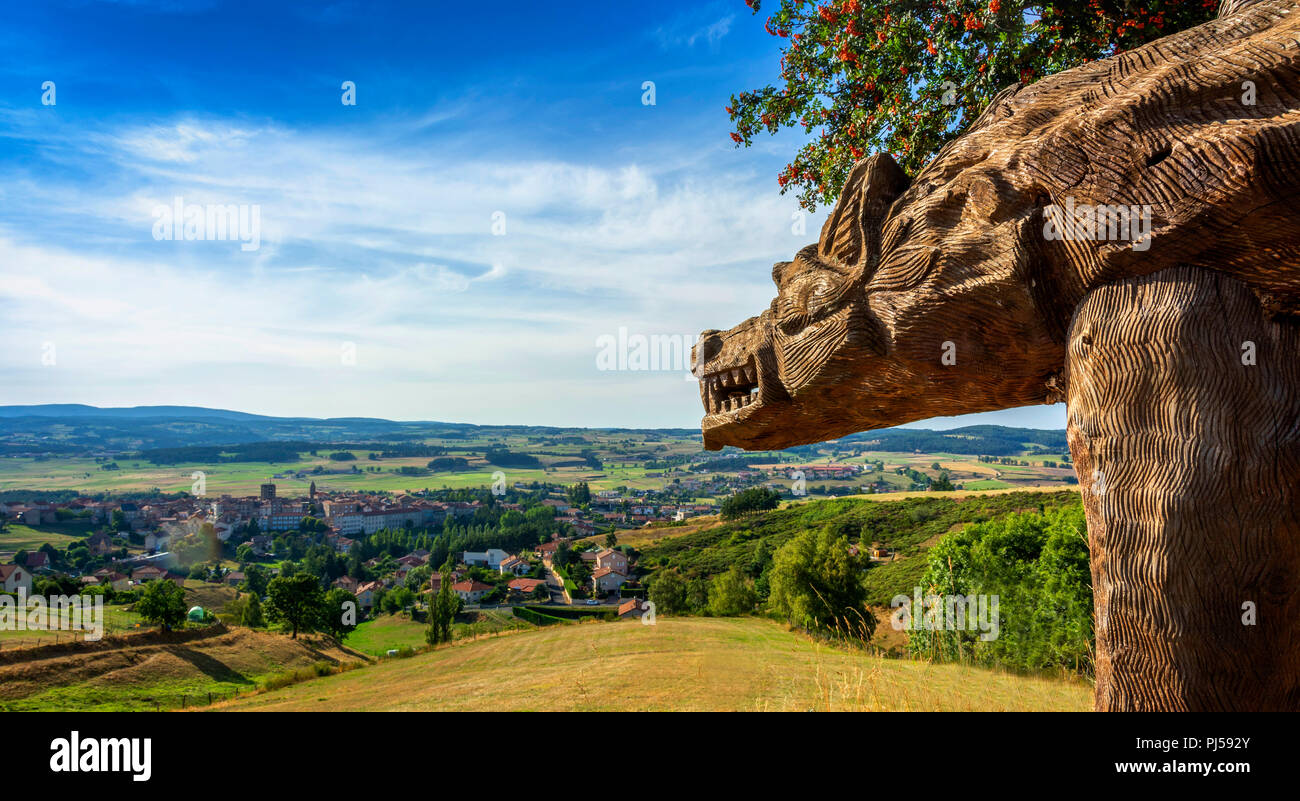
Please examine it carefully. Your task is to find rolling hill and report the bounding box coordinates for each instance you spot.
[213,617,1091,712]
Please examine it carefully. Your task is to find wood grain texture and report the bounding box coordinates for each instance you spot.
[1068,267,1300,711]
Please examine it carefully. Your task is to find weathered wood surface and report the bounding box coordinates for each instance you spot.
[1069,267,1300,710]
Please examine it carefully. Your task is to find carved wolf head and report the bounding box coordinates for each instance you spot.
[694,0,1300,450]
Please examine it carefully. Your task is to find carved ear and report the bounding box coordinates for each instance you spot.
[817,154,910,269]
[1219,0,1268,16]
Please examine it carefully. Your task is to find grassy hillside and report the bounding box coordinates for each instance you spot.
[214,617,1090,712]
[0,520,93,552]
[638,490,1083,605]
[0,627,367,711]
[344,609,528,656]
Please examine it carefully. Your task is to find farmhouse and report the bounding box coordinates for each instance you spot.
[98,571,130,592]
[592,567,629,594]
[332,575,360,592]
[355,581,383,610]
[594,548,629,575]
[131,565,167,584]
[0,564,32,595]
[498,555,530,576]
[451,580,493,603]
[508,577,546,593]
[618,598,649,620]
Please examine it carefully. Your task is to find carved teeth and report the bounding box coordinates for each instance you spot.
[701,361,760,416]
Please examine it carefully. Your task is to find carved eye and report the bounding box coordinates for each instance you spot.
[775,270,845,335]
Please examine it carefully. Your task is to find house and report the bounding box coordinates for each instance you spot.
[507,577,547,595]
[118,502,141,528]
[618,598,648,620]
[131,565,167,584]
[99,571,130,592]
[396,553,428,568]
[86,531,114,556]
[0,564,32,595]
[451,580,493,603]
[144,531,171,552]
[224,571,245,587]
[536,542,560,560]
[332,575,360,592]
[213,520,238,542]
[250,535,272,556]
[498,555,531,576]
[595,548,629,575]
[24,551,49,570]
[592,567,629,594]
[355,581,383,610]
[462,548,509,569]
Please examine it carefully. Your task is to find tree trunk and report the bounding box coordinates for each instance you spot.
[1066,266,1300,711]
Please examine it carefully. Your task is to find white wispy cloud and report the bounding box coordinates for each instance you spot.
[0,111,816,426]
[652,3,735,50]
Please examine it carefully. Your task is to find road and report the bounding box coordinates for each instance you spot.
[541,562,569,605]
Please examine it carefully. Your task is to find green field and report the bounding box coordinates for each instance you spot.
[214,616,1092,712]
[0,450,689,497]
[0,604,144,648]
[0,520,91,553]
[344,609,531,656]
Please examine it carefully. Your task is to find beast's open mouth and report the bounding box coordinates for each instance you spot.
[699,357,760,416]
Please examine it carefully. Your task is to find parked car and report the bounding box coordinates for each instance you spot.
[585,599,599,605]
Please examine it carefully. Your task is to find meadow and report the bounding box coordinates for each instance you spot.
[214,616,1092,712]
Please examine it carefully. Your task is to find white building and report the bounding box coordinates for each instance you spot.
[462,548,509,569]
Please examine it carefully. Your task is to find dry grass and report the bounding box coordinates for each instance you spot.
[0,627,366,710]
[212,617,1091,712]
[784,486,1080,505]
[577,516,723,549]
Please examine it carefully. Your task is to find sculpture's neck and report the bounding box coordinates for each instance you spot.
[1067,266,1300,711]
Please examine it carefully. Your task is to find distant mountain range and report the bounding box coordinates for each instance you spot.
[0,404,389,422]
[0,404,1066,456]
[0,404,696,453]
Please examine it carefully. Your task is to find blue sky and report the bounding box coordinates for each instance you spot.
[0,0,1066,431]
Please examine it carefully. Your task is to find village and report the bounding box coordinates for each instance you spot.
[0,476,741,626]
